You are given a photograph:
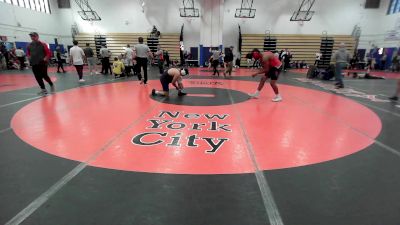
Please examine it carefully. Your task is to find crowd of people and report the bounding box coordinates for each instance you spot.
[1,31,399,103]
[365,50,400,72]
[21,32,182,95]
[205,46,238,78]
[20,31,283,101]
[0,43,27,70]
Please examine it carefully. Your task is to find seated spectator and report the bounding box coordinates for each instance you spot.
[112,56,125,78]
[150,25,161,38]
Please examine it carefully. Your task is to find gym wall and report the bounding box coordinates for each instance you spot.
[1,0,397,51]
[0,0,73,46]
[223,0,398,50]
[66,0,200,50]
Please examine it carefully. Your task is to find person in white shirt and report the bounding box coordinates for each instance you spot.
[124,44,134,76]
[69,40,86,82]
[100,44,112,74]
[315,52,322,66]
[15,47,26,70]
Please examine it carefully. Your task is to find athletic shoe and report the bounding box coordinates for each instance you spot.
[272,95,282,102]
[151,89,156,96]
[389,96,398,101]
[37,89,48,95]
[79,79,85,83]
[335,85,344,89]
[50,85,55,93]
[248,92,260,98]
[178,91,187,96]
[140,80,144,84]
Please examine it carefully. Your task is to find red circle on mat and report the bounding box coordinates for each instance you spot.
[11,79,381,174]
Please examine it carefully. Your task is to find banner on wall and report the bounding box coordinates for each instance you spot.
[385,30,400,41]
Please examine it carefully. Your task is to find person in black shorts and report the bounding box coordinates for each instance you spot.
[249,51,283,102]
[152,68,188,97]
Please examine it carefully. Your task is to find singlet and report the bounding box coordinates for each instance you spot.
[262,51,282,69]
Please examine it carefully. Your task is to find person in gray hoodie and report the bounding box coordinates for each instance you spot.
[332,43,351,88]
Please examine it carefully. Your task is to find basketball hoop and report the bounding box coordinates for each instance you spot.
[290,10,314,21]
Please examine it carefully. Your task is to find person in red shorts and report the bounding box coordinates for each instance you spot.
[249,51,283,102]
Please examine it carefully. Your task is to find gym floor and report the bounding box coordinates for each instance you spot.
[1,66,400,225]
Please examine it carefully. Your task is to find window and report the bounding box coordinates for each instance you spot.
[387,0,400,14]
[0,0,51,13]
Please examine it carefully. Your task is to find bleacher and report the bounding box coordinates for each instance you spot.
[74,33,180,62]
[241,34,356,66]
[158,33,180,62]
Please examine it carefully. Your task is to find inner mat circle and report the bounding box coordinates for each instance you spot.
[150,87,250,106]
[11,79,382,174]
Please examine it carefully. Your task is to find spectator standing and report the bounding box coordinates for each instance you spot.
[100,44,112,74]
[124,44,134,76]
[84,43,97,75]
[133,37,153,84]
[15,47,26,70]
[224,46,234,77]
[283,50,292,72]
[381,51,387,70]
[210,47,222,76]
[155,45,165,74]
[69,40,86,82]
[392,53,399,72]
[252,49,261,68]
[26,32,54,95]
[331,43,351,89]
[246,51,253,68]
[55,46,66,73]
